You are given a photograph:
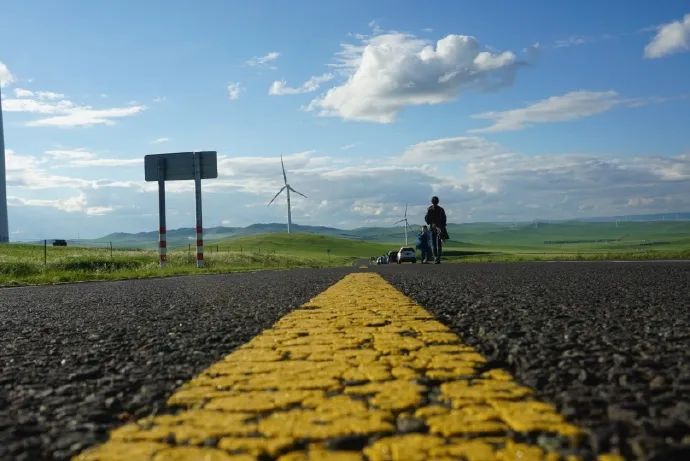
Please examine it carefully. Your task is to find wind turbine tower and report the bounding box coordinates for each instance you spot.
[0,85,9,243]
[395,204,410,246]
[267,155,307,233]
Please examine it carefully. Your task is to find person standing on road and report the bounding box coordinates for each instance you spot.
[424,196,448,264]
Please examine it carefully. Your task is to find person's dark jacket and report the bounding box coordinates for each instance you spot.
[425,205,449,240]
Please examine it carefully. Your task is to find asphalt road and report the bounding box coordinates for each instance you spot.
[1,262,689,460]
[0,268,351,461]
[378,261,690,461]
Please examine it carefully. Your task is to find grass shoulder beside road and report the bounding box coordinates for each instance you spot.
[0,234,391,287]
[443,246,690,263]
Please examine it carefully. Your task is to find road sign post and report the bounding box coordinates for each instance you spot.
[194,152,204,268]
[157,158,167,267]
[144,151,217,269]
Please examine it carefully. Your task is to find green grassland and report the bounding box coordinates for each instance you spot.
[1,221,688,286]
[214,233,391,259]
[0,234,391,286]
[442,221,690,262]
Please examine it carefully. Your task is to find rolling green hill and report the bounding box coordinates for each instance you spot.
[445,221,690,251]
[214,233,393,260]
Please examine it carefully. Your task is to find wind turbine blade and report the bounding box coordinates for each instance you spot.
[288,185,307,198]
[394,219,405,224]
[404,203,408,218]
[267,186,287,206]
[280,155,287,185]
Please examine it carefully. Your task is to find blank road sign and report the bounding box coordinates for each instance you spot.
[145,151,218,181]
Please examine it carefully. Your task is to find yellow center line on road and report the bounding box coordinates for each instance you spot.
[74,273,622,461]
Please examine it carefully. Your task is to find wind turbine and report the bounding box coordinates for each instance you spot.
[267,155,307,233]
[395,203,410,246]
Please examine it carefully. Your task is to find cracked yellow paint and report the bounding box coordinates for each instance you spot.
[278,445,364,461]
[74,273,610,461]
[596,455,626,461]
[74,442,167,461]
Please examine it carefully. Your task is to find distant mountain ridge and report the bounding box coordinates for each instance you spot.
[88,211,690,249]
[94,223,368,248]
[573,212,690,222]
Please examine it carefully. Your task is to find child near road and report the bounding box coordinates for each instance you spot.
[416,225,432,263]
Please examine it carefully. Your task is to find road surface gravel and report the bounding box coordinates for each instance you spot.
[378,261,690,461]
[0,268,351,461]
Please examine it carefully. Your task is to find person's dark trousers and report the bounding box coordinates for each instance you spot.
[421,245,431,262]
[431,229,443,263]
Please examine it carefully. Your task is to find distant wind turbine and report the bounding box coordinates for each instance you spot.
[395,203,410,246]
[267,155,307,233]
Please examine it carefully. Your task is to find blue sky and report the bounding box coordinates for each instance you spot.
[1,1,689,239]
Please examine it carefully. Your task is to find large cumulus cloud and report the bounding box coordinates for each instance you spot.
[308,33,521,123]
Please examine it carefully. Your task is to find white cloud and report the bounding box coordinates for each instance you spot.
[329,42,366,74]
[308,33,521,123]
[5,149,43,173]
[10,192,113,215]
[151,137,170,144]
[9,193,88,213]
[44,149,96,161]
[3,97,76,114]
[627,197,655,208]
[0,61,14,87]
[227,82,242,101]
[352,200,384,216]
[245,51,280,68]
[401,136,504,163]
[14,88,34,97]
[14,88,66,100]
[5,93,145,127]
[645,14,690,58]
[6,150,90,190]
[26,105,146,127]
[269,73,334,95]
[71,158,142,167]
[368,20,383,35]
[36,90,65,100]
[44,149,141,167]
[404,136,690,218]
[642,153,690,181]
[471,90,621,132]
[85,206,114,215]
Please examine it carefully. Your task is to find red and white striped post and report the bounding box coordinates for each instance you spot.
[159,225,167,266]
[196,225,203,267]
[194,152,204,268]
[157,159,167,267]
